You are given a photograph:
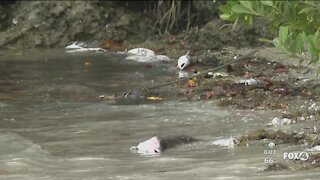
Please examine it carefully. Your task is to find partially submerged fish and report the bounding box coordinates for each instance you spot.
[177,51,191,70]
[65,41,106,53]
[130,135,198,156]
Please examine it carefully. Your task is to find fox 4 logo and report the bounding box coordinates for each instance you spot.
[283,152,309,161]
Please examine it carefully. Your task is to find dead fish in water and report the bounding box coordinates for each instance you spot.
[177,51,191,70]
[65,41,106,53]
[127,48,156,57]
[130,135,198,156]
[125,48,172,63]
[66,41,99,49]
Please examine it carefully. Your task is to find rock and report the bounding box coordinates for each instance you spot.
[195,18,273,50]
[196,50,220,66]
[0,1,154,49]
[0,1,105,48]
[0,5,8,31]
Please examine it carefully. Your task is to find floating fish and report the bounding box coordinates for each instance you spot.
[177,51,191,70]
[238,78,259,86]
[65,41,106,53]
[154,55,172,62]
[127,48,155,57]
[130,136,161,155]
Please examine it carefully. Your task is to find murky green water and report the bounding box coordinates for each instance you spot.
[0,49,319,179]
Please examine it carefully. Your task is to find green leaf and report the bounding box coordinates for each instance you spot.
[273,37,291,55]
[220,14,231,20]
[314,31,320,49]
[299,7,314,14]
[308,36,319,64]
[219,5,232,14]
[239,1,253,10]
[293,33,305,54]
[258,38,273,43]
[231,5,256,15]
[273,38,281,50]
[301,31,308,43]
[261,1,273,7]
[309,50,319,64]
[279,26,289,44]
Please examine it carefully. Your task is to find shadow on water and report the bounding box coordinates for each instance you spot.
[0,49,319,179]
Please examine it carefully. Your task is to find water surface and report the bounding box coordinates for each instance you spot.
[0,49,319,179]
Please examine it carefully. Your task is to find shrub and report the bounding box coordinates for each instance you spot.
[219,1,320,65]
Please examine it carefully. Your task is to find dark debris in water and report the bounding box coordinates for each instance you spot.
[263,163,290,172]
[238,129,320,171]
[101,54,320,109]
[298,153,320,170]
[166,55,318,110]
[237,129,320,147]
[159,135,198,151]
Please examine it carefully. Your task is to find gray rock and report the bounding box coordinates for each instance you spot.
[0,1,153,49]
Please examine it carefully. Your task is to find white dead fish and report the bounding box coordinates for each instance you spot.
[65,41,106,53]
[130,136,161,155]
[212,136,236,149]
[65,41,100,49]
[127,48,155,57]
[155,55,172,62]
[213,72,229,78]
[66,42,84,49]
[268,142,276,148]
[125,48,157,62]
[238,78,259,86]
[130,135,197,156]
[177,51,191,70]
[270,117,292,126]
[65,48,106,53]
[125,55,157,62]
[306,145,320,152]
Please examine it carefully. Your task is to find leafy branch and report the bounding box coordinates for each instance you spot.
[219,0,320,65]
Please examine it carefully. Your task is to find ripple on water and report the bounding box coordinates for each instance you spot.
[0,131,129,179]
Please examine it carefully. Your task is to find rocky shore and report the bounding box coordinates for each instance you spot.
[0,0,272,57]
